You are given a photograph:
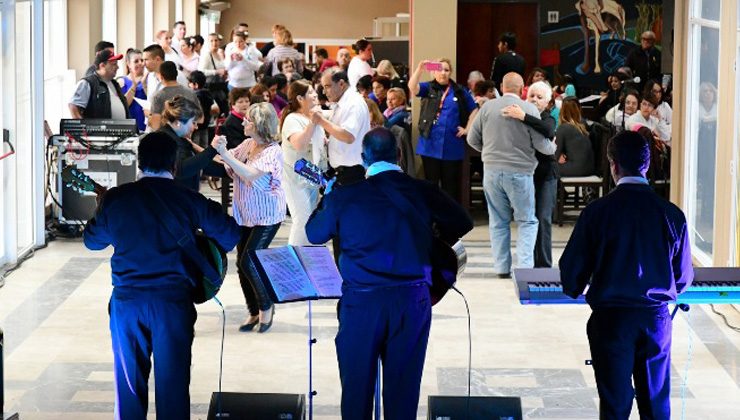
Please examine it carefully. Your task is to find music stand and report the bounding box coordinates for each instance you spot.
[247,246,343,420]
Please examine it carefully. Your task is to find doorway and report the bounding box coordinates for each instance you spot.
[456,1,539,84]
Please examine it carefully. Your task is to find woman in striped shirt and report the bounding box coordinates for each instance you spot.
[214,102,286,333]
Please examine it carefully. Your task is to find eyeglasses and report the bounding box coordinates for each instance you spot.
[651,89,662,94]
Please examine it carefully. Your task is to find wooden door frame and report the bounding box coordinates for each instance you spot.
[457,0,541,74]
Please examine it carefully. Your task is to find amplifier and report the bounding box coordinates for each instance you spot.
[427,396,522,420]
[55,141,138,224]
[207,392,305,420]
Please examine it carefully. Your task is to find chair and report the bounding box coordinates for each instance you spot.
[555,122,612,225]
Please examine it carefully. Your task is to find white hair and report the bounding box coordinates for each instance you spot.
[467,70,484,83]
[528,81,553,103]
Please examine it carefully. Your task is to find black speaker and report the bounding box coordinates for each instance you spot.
[207,392,305,420]
[427,396,523,420]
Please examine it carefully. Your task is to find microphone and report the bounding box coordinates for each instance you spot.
[621,76,641,84]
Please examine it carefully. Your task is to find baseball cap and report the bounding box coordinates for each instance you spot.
[94,49,124,66]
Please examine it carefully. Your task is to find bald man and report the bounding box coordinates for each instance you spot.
[336,48,351,71]
[467,72,556,277]
[625,31,661,91]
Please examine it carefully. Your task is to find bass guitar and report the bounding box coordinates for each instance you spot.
[293,158,467,305]
[61,165,227,304]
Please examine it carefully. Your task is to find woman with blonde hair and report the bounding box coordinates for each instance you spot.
[279,80,327,246]
[555,97,594,177]
[408,57,478,202]
[265,28,304,76]
[365,98,385,128]
[376,59,400,80]
[383,87,409,130]
[214,102,286,333]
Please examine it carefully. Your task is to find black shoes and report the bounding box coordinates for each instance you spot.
[239,316,259,332]
[496,272,511,279]
[258,305,275,333]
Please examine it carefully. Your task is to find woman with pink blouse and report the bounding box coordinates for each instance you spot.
[214,102,286,333]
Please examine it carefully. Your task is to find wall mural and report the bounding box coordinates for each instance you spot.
[540,0,664,90]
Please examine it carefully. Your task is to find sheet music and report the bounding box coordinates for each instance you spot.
[254,247,317,301]
[294,246,343,298]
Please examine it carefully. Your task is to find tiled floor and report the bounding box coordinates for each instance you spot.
[2,211,740,419]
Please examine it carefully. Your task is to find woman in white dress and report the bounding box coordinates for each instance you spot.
[279,80,327,245]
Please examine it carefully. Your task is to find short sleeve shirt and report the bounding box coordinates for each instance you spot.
[228,140,287,227]
[150,85,201,115]
[69,79,127,119]
[416,82,477,160]
[327,89,371,168]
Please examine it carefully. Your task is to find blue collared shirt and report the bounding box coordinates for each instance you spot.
[365,161,403,178]
[416,82,477,161]
[617,176,649,186]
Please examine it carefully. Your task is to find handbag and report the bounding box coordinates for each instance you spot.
[142,184,228,304]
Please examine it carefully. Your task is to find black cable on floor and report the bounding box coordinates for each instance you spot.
[212,296,226,417]
[451,285,472,419]
[709,304,740,333]
[0,242,50,286]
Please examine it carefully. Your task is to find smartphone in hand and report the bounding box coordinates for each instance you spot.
[424,61,443,71]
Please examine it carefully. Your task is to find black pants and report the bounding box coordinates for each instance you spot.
[587,306,672,420]
[236,224,281,315]
[421,156,461,202]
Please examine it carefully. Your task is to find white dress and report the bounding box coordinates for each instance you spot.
[280,112,327,245]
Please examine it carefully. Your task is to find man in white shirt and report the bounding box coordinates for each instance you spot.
[171,21,186,55]
[143,44,165,99]
[312,68,371,186]
[68,50,129,120]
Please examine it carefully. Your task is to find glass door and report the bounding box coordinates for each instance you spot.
[15,0,34,255]
[0,0,43,267]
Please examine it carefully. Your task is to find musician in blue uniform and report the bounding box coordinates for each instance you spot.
[559,131,693,420]
[306,127,473,419]
[83,132,242,420]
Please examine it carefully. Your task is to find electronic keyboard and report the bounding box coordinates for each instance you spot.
[514,267,740,305]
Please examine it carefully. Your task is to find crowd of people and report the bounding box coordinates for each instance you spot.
[74,20,692,420]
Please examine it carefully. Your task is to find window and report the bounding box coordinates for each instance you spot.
[144,0,153,46]
[685,1,722,263]
[102,0,116,47]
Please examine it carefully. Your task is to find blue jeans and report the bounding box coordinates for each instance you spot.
[482,169,538,273]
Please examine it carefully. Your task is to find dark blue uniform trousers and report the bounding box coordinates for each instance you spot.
[335,284,432,420]
[109,287,197,420]
[587,306,672,420]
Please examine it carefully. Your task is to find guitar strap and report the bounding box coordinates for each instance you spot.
[140,184,223,288]
[367,174,432,246]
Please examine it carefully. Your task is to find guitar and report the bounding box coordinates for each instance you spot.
[61,166,108,196]
[293,158,467,305]
[62,165,227,304]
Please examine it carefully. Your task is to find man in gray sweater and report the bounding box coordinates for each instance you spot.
[467,72,556,277]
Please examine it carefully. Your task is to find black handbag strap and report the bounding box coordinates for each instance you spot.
[140,183,222,286]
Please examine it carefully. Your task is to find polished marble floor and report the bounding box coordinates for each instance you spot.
[2,211,740,419]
